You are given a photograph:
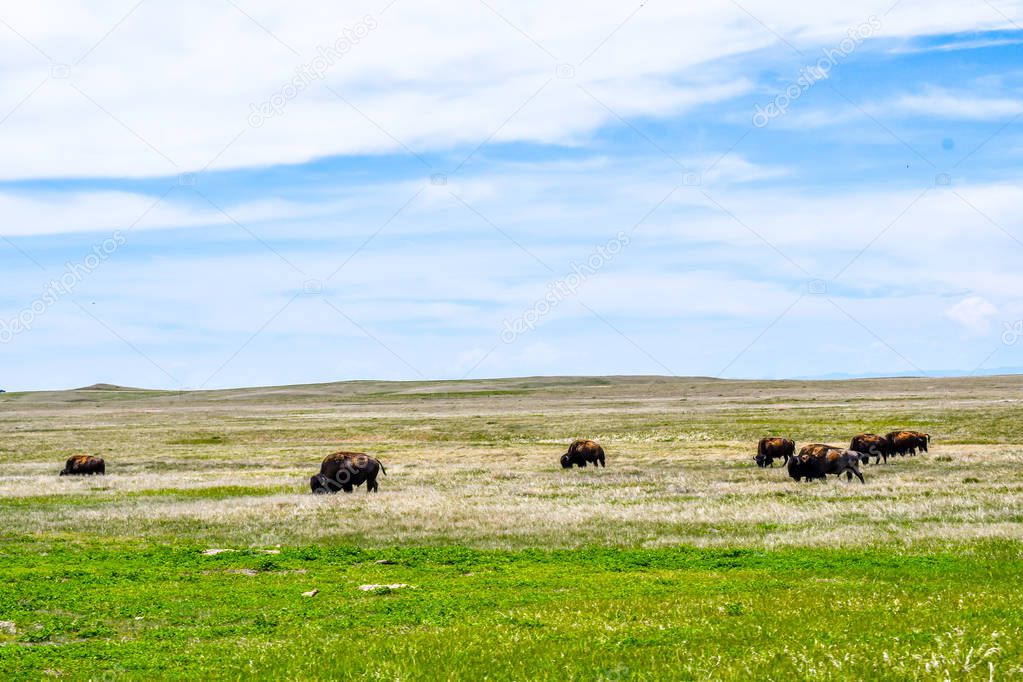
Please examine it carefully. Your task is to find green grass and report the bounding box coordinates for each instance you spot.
[1,541,1020,680]
[4,375,1023,678]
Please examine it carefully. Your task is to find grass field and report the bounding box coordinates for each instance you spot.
[2,375,1022,679]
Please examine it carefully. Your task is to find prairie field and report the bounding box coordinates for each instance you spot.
[2,375,1023,679]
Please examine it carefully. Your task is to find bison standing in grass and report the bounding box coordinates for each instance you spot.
[788,444,864,484]
[310,452,386,494]
[561,439,605,468]
[59,455,105,476]
[850,433,890,464]
[755,437,795,468]
[886,430,930,456]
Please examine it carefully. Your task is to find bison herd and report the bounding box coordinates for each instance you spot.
[756,430,932,484]
[53,432,932,492]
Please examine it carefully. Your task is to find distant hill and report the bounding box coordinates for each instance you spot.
[78,383,138,391]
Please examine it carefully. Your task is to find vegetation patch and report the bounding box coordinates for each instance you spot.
[0,542,1020,679]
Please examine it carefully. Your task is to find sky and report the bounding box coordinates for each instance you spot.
[2,0,1023,391]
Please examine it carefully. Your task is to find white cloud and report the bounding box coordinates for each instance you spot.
[945,295,999,335]
[890,89,1023,119]
[2,0,1023,179]
[770,87,1023,130]
[0,190,224,236]
[889,37,1023,54]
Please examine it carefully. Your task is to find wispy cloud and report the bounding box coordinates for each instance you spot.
[5,4,1023,389]
[890,89,1023,119]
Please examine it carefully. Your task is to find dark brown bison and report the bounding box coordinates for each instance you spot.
[849,433,890,464]
[59,455,105,476]
[755,437,795,467]
[561,439,605,468]
[788,444,864,483]
[310,452,385,494]
[797,443,838,460]
[886,430,930,456]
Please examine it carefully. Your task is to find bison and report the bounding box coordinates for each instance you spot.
[59,455,105,476]
[886,430,930,456]
[849,433,890,464]
[755,437,795,468]
[560,439,605,468]
[788,444,864,484]
[310,452,386,494]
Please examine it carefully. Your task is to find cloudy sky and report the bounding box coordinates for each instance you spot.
[2,0,1023,390]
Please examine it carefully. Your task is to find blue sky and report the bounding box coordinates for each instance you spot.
[2,1,1023,390]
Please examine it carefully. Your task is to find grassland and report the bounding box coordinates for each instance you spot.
[1,375,1022,679]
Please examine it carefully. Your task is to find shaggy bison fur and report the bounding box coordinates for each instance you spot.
[59,455,105,476]
[788,444,864,484]
[560,439,605,468]
[755,437,795,467]
[849,433,890,464]
[310,452,386,494]
[885,430,930,456]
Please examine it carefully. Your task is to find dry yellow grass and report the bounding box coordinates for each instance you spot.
[1,375,1022,549]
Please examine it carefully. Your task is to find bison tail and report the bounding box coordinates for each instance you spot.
[379,462,387,476]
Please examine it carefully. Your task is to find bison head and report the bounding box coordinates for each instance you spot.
[310,474,329,494]
[560,453,572,469]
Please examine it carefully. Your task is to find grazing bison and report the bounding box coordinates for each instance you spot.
[788,444,864,483]
[310,452,385,494]
[797,443,838,460]
[59,455,105,476]
[755,437,795,468]
[849,433,890,464]
[886,430,930,456]
[560,439,605,468]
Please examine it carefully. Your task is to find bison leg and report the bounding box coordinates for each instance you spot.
[367,476,378,493]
